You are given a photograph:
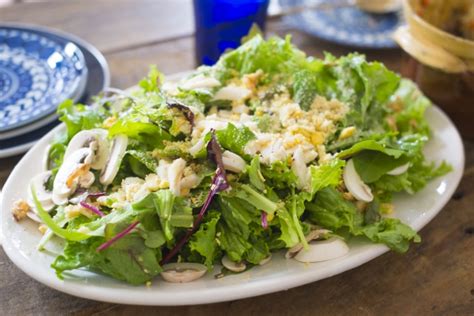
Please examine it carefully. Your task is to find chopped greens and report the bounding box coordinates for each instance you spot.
[22,33,449,285]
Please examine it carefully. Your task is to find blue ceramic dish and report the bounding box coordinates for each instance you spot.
[0,27,87,132]
[281,0,402,48]
[0,23,109,158]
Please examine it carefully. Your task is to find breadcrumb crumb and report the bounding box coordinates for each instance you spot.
[12,199,30,221]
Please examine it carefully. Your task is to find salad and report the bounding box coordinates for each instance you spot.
[13,33,450,285]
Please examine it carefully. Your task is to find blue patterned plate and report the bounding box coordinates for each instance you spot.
[281,0,402,48]
[0,27,87,132]
[0,23,109,158]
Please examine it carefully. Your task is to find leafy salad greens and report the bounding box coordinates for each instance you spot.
[18,33,450,285]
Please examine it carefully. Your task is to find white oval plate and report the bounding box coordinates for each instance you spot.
[0,105,464,306]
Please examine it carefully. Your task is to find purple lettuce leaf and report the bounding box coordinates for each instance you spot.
[161,131,229,264]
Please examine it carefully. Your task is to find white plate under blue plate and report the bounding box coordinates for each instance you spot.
[281,0,402,48]
[0,103,464,305]
[0,27,87,132]
[0,23,109,158]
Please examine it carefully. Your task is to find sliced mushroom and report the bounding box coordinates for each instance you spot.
[181,74,221,90]
[213,85,251,101]
[53,147,95,205]
[259,254,272,266]
[387,163,410,176]
[26,211,42,223]
[293,237,349,263]
[285,229,330,259]
[343,159,373,203]
[29,171,53,204]
[222,151,246,173]
[221,255,246,272]
[64,129,110,170]
[99,135,128,185]
[160,263,207,283]
[27,198,55,212]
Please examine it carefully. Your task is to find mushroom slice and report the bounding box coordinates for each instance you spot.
[259,254,272,266]
[293,238,349,263]
[100,135,128,185]
[27,199,55,212]
[213,85,251,101]
[221,255,246,272]
[26,211,42,223]
[181,74,221,90]
[285,229,330,259]
[53,147,94,205]
[222,151,246,173]
[387,163,410,176]
[343,159,373,203]
[29,171,53,204]
[160,263,207,283]
[64,129,110,170]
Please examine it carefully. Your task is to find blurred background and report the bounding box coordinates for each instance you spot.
[0,0,405,88]
[2,0,474,160]
[1,0,473,158]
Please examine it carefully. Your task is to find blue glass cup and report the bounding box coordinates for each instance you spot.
[193,0,270,66]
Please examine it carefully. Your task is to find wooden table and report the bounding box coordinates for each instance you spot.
[1,1,473,315]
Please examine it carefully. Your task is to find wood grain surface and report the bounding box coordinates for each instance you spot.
[1,1,473,315]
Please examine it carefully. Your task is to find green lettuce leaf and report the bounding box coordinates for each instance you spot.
[139,65,163,93]
[52,234,162,285]
[217,221,252,262]
[309,158,345,194]
[32,188,89,241]
[306,187,363,234]
[392,79,431,135]
[353,151,410,183]
[215,34,305,80]
[292,68,318,110]
[57,100,108,141]
[338,139,405,159]
[260,161,298,189]
[275,207,301,248]
[109,114,171,148]
[215,123,256,156]
[233,184,278,217]
[361,218,420,253]
[189,211,221,268]
[306,187,420,252]
[247,156,266,192]
[126,150,158,177]
[286,190,307,248]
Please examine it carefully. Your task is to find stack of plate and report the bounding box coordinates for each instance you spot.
[0,24,110,158]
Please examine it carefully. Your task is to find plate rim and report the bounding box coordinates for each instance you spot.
[0,104,465,305]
